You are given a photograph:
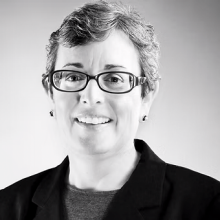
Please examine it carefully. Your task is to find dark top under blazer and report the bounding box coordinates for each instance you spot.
[0,139,220,220]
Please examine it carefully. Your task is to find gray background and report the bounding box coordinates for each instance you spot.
[0,0,219,189]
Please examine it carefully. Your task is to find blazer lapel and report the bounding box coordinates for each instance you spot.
[32,157,69,220]
[104,139,167,220]
[33,194,63,220]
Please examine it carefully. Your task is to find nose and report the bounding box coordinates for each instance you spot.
[78,79,105,105]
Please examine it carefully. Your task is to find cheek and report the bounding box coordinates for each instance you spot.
[110,92,142,127]
[53,92,78,123]
[109,95,141,142]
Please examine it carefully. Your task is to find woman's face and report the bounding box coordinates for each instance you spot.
[51,30,153,155]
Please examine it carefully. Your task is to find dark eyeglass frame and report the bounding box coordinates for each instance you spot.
[43,70,148,94]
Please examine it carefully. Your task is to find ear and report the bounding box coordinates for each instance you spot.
[140,81,159,121]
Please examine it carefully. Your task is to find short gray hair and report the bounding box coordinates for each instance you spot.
[42,0,160,98]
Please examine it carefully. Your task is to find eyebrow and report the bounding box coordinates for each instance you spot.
[63,63,84,68]
[62,63,125,70]
[104,64,126,70]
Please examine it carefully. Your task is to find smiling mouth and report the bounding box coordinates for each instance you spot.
[76,116,112,125]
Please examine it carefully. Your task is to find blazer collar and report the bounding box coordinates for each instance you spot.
[32,139,166,219]
[32,157,69,219]
[104,140,166,220]
[127,139,166,208]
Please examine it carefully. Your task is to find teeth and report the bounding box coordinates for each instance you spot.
[77,116,111,124]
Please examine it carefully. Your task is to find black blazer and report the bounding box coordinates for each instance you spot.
[0,139,220,219]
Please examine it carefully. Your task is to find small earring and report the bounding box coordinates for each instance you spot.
[49,110,54,117]
[142,115,148,122]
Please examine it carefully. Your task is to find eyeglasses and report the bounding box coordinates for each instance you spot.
[44,70,147,94]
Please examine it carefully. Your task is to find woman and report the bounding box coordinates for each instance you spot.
[0,1,219,219]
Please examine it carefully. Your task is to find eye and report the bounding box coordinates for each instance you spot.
[104,73,124,83]
[65,72,86,82]
[66,75,80,82]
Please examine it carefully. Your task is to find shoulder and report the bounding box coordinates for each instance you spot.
[135,139,220,218]
[0,167,54,218]
[0,156,69,197]
[0,167,53,201]
[164,163,220,218]
[0,157,68,219]
[165,163,220,193]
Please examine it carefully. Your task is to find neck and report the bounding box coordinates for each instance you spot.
[67,143,140,192]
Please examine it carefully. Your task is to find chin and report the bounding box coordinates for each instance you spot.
[76,137,113,155]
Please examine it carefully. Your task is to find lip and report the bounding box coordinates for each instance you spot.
[75,113,112,119]
[74,111,113,122]
[73,110,114,130]
[75,118,112,131]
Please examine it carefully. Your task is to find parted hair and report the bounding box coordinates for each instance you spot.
[42,0,160,97]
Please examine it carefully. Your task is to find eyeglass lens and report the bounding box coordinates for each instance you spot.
[52,71,134,93]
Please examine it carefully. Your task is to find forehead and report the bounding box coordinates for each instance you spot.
[55,29,141,74]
